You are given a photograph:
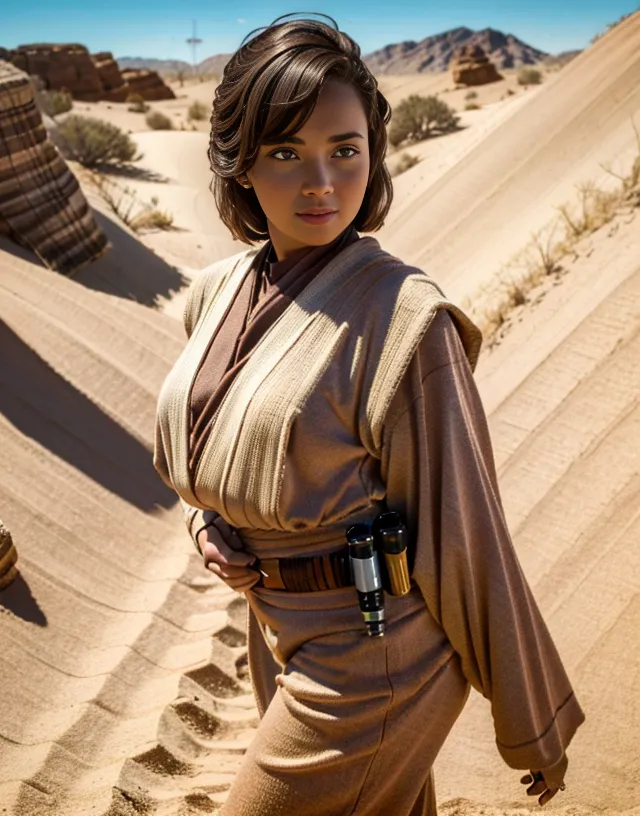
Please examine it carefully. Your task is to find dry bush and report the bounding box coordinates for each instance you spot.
[52,114,141,168]
[130,208,174,231]
[465,103,481,111]
[517,67,543,86]
[464,90,478,101]
[32,76,73,117]
[89,174,173,232]
[390,152,420,178]
[187,100,208,121]
[388,95,460,148]
[145,110,173,130]
[600,117,640,196]
[556,180,619,239]
[473,118,640,348]
[591,11,634,43]
[126,93,149,113]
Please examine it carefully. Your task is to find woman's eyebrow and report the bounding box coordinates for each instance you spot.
[262,131,365,146]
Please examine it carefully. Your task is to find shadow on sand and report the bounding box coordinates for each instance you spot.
[0,321,177,513]
[0,573,47,626]
[77,208,190,307]
[0,209,190,309]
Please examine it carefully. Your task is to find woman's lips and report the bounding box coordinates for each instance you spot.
[296,212,337,225]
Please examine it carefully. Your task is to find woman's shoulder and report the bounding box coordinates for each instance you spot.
[355,238,483,371]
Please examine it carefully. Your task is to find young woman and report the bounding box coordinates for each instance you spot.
[154,14,585,815]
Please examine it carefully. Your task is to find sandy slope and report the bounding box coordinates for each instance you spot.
[378,12,640,315]
[434,205,640,811]
[1,12,639,816]
[0,219,256,815]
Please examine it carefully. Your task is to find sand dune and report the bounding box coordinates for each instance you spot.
[379,12,640,315]
[434,205,640,811]
[1,11,639,816]
[0,223,255,815]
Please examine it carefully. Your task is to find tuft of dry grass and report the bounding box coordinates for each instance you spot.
[390,152,421,178]
[472,117,640,347]
[87,172,174,233]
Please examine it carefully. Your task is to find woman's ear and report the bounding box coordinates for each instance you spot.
[236,174,252,189]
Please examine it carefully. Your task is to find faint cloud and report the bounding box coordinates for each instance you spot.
[237,18,246,24]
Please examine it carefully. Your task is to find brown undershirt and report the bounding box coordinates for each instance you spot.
[188,224,360,473]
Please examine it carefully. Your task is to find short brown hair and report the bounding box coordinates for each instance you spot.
[208,13,394,244]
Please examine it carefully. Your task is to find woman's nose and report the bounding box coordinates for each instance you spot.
[301,163,334,196]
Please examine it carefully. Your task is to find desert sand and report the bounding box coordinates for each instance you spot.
[1,11,639,816]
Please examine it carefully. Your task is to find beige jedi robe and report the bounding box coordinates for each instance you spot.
[154,235,585,816]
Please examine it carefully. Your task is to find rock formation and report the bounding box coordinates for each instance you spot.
[120,68,175,101]
[0,43,175,102]
[0,520,18,589]
[451,43,503,86]
[91,50,129,102]
[2,43,104,100]
[0,60,109,274]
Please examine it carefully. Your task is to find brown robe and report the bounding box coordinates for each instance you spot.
[153,230,585,816]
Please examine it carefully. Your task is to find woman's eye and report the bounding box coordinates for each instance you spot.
[270,148,297,161]
[268,146,359,161]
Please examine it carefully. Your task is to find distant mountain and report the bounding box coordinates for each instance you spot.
[364,26,549,74]
[117,26,556,81]
[116,57,192,74]
[197,54,233,79]
[116,55,232,78]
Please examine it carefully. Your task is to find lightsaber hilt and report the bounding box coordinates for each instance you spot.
[373,511,412,597]
[346,523,386,637]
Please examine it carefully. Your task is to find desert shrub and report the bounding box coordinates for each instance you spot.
[90,176,174,232]
[464,90,478,101]
[145,110,173,130]
[390,152,420,178]
[388,95,459,148]
[52,114,141,167]
[32,76,73,117]
[126,93,149,113]
[187,100,208,121]
[465,103,481,111]
[517,67,543,86]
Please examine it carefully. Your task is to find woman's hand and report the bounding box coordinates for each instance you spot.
[197,516,260,593]
[520,753,568,806]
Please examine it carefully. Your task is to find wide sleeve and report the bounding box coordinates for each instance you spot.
[380,308,585,771]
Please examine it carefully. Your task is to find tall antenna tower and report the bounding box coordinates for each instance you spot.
[186,20,203,80]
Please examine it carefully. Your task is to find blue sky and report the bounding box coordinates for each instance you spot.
[3,2,638,62]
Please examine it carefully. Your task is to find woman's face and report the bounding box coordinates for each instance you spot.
[243,78,371,261]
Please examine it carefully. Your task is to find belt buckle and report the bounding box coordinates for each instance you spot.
[257,558,286,590]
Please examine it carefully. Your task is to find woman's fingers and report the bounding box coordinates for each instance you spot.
[525,778,547,798]
[521,756,568,807]
[199,527,255,568]
[196,522,259,592]
[208,562,260,591]
[538,788,558,807]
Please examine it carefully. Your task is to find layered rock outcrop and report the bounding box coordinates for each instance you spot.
[0,520,18,589]
[121,68,175,101]
[2,43,104,100]
[0,60,109,274]
[92,50,129,102]
[0,43,175,102]
[451,43,503,86]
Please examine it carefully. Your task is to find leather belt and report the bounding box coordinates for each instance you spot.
[256,546,353,592]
